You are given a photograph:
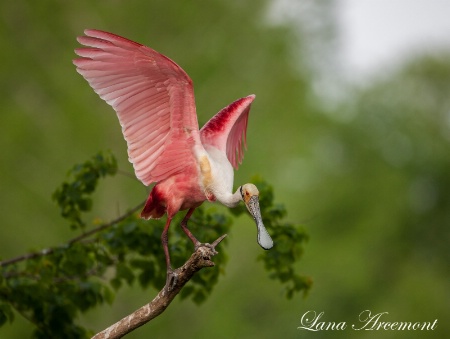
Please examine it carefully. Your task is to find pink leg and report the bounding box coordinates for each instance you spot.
[162,217,180,289]
[161,217,173,270]
[181,208,201,248]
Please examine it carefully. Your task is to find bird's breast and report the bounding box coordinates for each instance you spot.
[199,155,213,189]
[199,146,234,197]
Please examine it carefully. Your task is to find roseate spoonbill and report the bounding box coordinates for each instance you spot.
[73,29,273,283]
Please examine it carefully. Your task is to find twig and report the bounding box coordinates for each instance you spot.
[0,201,145,268]
[67,201,144,245]
[92,235,227,339]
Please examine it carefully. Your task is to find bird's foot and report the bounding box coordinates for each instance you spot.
[193,240,202,251]
[165,267,178,291]
[194,234,228,253]
[194,242,217,256]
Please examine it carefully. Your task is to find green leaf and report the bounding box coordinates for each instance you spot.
[0,302,14,326]
[110,278,122,291]
[116,262,135,286]
[102,285,115,305]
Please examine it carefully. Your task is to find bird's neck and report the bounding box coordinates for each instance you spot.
[215,188,242,208]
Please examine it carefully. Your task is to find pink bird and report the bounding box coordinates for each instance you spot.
[73,29,273,284]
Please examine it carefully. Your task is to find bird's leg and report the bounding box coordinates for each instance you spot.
[161,217,178,289]
[180,208,201,249]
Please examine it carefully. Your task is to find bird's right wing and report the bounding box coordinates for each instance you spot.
[74,29,201,185]
[200,95,255,169]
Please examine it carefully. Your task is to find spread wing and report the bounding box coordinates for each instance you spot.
[73,29,201,185]
[200,95,255,169]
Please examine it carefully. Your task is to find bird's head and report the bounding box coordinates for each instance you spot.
[240,183,274,250]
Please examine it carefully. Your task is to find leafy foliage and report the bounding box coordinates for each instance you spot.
[0,153,310,338]
[52,152,118,230]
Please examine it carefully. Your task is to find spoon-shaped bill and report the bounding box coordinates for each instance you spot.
[245,196,274,250]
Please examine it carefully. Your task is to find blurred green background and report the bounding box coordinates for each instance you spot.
[1,0,449,338]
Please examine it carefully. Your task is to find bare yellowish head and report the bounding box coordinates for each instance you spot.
[240,183,260,204]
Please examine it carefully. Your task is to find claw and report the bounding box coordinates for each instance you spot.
[193,241,203,251]
[195,242,204,250]
[165,268,178,291]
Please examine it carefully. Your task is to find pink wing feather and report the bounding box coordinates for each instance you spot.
[73,29,201,185]
[200,95,255,169]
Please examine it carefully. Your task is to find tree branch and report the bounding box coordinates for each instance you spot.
[92,234,227,339]
[0,201,145,268]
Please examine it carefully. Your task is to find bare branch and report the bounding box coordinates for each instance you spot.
[0,201,145,268]
[92,235,227,339]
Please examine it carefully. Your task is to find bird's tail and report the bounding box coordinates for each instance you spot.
[140,187,166,219]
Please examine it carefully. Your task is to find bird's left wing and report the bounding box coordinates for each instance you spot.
[73,29,201,185]
[200,95,255,169]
